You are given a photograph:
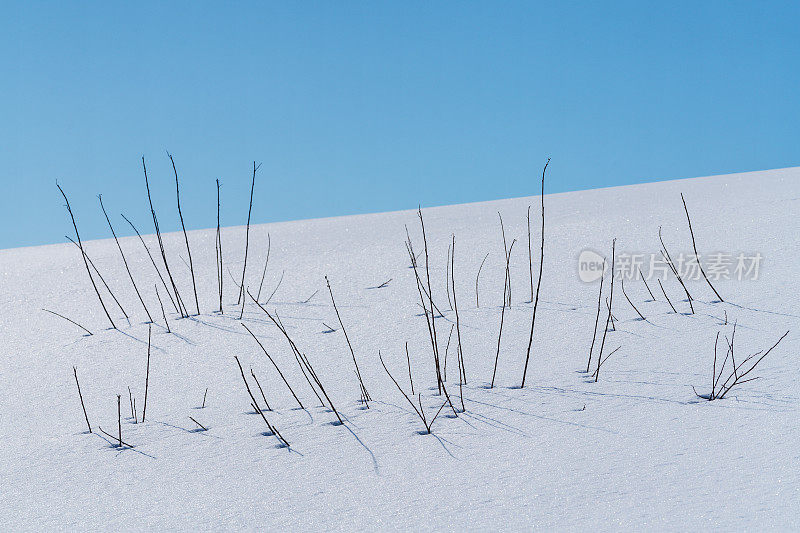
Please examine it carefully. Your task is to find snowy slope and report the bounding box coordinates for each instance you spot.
[2,167,799,531]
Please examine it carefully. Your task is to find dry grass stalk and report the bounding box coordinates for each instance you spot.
[521,158,550,388]
[99,194,153,322]
[57,183,116,329]
[44,308,93,336]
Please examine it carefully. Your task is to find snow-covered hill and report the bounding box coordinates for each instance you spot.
[2,167,799,530]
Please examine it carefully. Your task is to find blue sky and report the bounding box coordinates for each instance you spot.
[2,2,798,249]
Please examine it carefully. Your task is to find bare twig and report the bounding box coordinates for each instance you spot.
[491,239,516,388]
[128,386,136,423]
[443,324,454,381]
[189,417,207,431]
[44,308,92,336]
[241,322,304,410]
[417,208,443,394]
[326,276,370,406]
[475,252,489,308]
[99,195,153,322]
[682,193,723,302]
[498,213,511,306]
[527,205,534,302]
[255,303,344,424]
[256,233,272,302]
[591,345,622,379]
[456,340,465,412]
[73,366,91,433]
[521,158,549,388]
[451,235,466,385]
[586,261,605,372]
[620,278,646,320]
[406,228,443,395]
[142,324,151,422]
[595,239,616,383]
[233,356,289,446]
[237,162,260,305]
[265,270,285,305]
[405,342,415,395]
[658,279,677,313]
[238,284,248,320]
[639,267,656,301]
[121,213,179,314]
[155,285,170,333]
[216,178,224,314]
[65,236,130,322]
[445,242,453,311]
[117,394,122,447]
[57,182,116,329]
[606,297,616,331]
[250,367,272,411]
[142,157,187,318]
[98,426,134,448]
[659,227,693,314]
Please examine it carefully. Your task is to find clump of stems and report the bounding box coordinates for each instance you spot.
[695,326,789,400]
[379,351,448,435]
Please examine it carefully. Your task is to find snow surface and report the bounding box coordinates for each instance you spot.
[2,167,800,531]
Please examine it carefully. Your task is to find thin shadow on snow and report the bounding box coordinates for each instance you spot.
[186,316,239,334]
[154,420,223,440]
[419,431,458,459]
[333,411,379,474]
[112,328,174,351]
[166,330,196,345]
[460,410,530,437]
[94,432,156,459]
[466,393,618,434]
[346,424,380,473]
[726,300,800,320]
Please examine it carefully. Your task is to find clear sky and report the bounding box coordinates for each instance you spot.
[2,1,799,249]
